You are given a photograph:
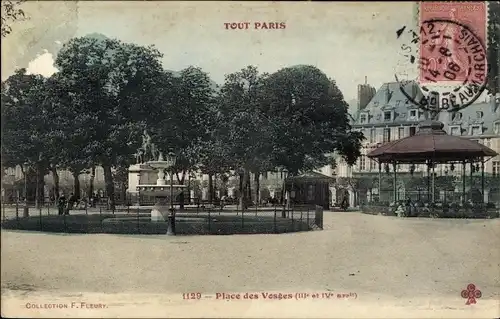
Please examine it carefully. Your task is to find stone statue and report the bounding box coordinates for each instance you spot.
[142,130,152,160]
[150,143,159,162]
[135,149,144,164]
[139,130,163,162]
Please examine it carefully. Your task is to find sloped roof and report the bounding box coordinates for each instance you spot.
[437,101,500,136]
[353,81,426,126]
[367,120,498,163]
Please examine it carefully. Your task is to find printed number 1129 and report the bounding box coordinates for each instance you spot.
[183,293,202,300]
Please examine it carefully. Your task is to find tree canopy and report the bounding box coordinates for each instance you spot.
[1,35,363,208]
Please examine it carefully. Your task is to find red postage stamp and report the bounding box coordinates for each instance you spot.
[418,1,488,84]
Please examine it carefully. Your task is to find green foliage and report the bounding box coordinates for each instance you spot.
[217,66,272,173]
[53,35,165,168]
[259,65,364,173]
[2,36,362,208]
[1,0,25,37]
[1,69,50,170]
[51,34,166,206]
[149,67,217,179]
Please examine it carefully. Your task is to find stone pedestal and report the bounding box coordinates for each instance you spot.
[128,164,156,195]
[484,190,489,203]
[151,197,171,222]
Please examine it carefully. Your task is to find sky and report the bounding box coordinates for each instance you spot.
[2,1,419,104]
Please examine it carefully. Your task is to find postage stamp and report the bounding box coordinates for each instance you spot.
[1,1,499,319]
[419,1,487,83]
[395,1,489,113]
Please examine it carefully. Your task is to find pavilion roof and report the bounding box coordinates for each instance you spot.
[367,120,498,163]
[285,171,335,182]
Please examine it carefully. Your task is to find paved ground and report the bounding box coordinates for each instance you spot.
[1,211,499,318]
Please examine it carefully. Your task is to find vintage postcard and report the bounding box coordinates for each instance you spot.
[1,1,499,318]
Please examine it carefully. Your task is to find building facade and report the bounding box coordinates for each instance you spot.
[335,80,500,205]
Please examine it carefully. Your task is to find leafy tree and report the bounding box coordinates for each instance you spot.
[217,66,272,208]
[260,65,364,174]
[1,0,25,38]
[150,67,216,180]
[1,69,50,206]
[146,67,217,208]
[53,34,166,208]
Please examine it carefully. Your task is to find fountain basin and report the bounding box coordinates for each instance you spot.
[136,184,187,197]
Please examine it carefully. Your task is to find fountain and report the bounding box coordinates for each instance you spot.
[136,152,187,225]
[126,131,187,234]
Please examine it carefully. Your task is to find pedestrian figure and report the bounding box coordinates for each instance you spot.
[405,196,413,216]
[68,193,77,211]
[221,195,227,209]
[58,194,67,215]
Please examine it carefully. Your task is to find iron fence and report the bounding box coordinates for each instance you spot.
[1,200,323,235]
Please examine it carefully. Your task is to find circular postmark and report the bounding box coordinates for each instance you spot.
[395,18,488,114]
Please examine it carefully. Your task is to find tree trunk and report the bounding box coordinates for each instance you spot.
[239,172,244,209]
[239,169,251,210]
[72,171,81,200]
[50,165,59,201]
[121,182,127,204]
[208,173,214,205]
[88,166,95,200]
[176,171,186,210]
[35,162,45,209]
[254,171,260,207]
[103,164,115,210]
[246,174,252,205]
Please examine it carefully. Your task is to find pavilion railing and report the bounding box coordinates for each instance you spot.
[361,200,499,219]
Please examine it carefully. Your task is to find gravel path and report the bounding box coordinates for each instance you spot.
[1,211,499,318]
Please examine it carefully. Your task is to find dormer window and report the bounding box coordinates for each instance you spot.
[470,125,482,136]
[494,122,500,134]
[452,112,462,121]
[384,111,392,121]
[476,111,483,118]
[360,113,367,124]
[410,110,417,117]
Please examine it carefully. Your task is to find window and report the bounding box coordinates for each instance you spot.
[452,112,462,121]
[370,159,377,170]
[383,128,391,142]
[398,127,405,139]
[471,125,482,136]
[360,114,367,124]
[494,122,500,134]
[409,126,416,136]
[369,128,375,143]
[409,110,417,117]
[384,111,392,121]
[359,156,366,171]
[307,185,315,201]
[450,126,461,136]
[395,100,401,107]
[476,111,483,119]
[493,161,500,177]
